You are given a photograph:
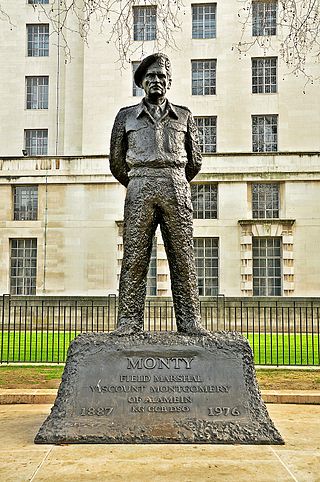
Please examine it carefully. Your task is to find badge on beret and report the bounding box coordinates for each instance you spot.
[134,53,172,87]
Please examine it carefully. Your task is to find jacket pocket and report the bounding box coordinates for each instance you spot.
[165,121,187,154]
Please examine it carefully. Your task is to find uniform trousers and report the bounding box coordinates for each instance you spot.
[117,172,201,332]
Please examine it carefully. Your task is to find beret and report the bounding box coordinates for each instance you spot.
[134,53,172,88]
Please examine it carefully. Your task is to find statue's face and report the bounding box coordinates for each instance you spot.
[141,61,170,99]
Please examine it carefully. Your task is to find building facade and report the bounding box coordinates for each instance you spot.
[0,0,319,297]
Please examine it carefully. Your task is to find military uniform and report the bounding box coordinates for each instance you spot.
[110,98,203,333]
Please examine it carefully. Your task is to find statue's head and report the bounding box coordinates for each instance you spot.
[134,53,172,100]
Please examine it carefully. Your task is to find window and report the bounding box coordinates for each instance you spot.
[25,129,48,155]
[191,184,217,219]
[252,57,277,93]
[194,238,219,296]
[28,0,49,4]
[252,1,277,36]
[195,116,217,152]
[133,6,156,41]
[252,115,277,152]
[13,186,38,221]
[27,24,49,56]
[26,76,49,109]
[147,238,157,296]
[252,183,279,219]
[253,237,281,295]
[192,3,216,38]
[192,60,216,95]
[132,62,144,97]
[10,239,37,295]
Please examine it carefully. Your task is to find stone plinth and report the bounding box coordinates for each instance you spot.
[34,331,284,444]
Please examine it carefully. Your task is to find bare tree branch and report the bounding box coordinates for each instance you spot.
[0,2,15,27]
[1,0,319,83]
[27,0,185,68]
[235,0,320,86]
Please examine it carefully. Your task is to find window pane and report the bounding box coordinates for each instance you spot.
[252,1,277,36]
[132,62,144,97]
[133,6,157,41]
[252,57,277,94]
[13,186,38,221]
[194,237,219,296]
[253,237,281,296]
[252,115,277,152]
[192,3,216,39]
[194,116,217,152]
[26,76,49,109]
[192,60,216,95]
[10,239,37,295]
[24,129,48,155]
[191,184,218,219]
[146,238,157,296]
[27,24,49,57]
[252,183,279,218]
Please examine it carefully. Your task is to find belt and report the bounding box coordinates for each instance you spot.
[128,167,186,178]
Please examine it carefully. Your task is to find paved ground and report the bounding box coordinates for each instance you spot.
[0,404,319,482]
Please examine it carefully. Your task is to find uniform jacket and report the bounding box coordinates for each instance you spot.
[109,99,202,187]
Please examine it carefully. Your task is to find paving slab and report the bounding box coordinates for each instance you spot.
[263,390,320,405]
[0,404,319,481]
[0,389,56,405]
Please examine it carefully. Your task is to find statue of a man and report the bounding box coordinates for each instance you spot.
[110,53,208,336]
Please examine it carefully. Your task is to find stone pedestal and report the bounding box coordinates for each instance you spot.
[35,331,284,444]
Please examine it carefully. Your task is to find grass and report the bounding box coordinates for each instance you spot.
[247,333,320,365]
[0,331,319,365]
[0,365,64,388]
[0,365,319,390]
[0,330,77,364]
[255,369,320,390]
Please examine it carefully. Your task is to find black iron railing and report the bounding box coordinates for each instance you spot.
[0,294,319,366]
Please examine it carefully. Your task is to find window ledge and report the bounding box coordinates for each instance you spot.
[238,219,295,226]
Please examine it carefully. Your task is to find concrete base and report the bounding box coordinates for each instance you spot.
[34,331,283,444]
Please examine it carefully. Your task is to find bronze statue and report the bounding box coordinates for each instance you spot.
[110,53,208,335]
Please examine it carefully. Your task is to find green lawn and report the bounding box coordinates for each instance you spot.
[0,331,319,365]
[0,331,77,364]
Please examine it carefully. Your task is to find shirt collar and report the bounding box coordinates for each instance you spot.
[136,99,179,120]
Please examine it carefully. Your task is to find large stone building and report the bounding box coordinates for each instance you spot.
[0,0,319,297]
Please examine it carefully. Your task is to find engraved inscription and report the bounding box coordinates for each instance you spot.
[128,396,143,403]
[131,406,145,413]
[153,374,202,382]
[120,375,151,382]
[143,396,192,404]
[76,347,248,423]
[127,357,194,370]
[208,407,241,417]
[89,380,147,393]
[146,405,190,412]
[150,384,230,393]
[80,407,114,416]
